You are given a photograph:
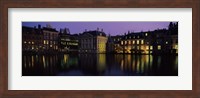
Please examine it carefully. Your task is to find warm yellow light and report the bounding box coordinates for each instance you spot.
[50,45,52,47]
[24,41,27,44]
[158,45,161,50]
[43,40,46,44]
[32,42,34,44]
[146,46,149,50]
[132,40,135,44]
[137,40,139,44]
[125,41,127,44]
[150,46,153,50]
[47,41,49,44]
[128,40,131,44]
[141,40,144,44]
[145,33,148,36]
[121,41,123,45]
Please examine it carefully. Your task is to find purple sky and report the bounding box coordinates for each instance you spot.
[22,22,172,36]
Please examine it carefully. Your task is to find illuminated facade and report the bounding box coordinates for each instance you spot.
[79,28,108,53]
[59,28,79,52]
[22,24,59,52]
[110,22,178,54]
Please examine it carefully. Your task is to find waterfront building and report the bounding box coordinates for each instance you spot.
[114,22,178,54]
[59,28,79,53]
[42,24,59,52]
[22,24,59,52]
[79,28,108,53]
[22,25,43,52]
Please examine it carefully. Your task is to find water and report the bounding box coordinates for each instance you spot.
[22,54,178,76]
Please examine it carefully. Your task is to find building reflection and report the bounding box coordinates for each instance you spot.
[22,54,178,76]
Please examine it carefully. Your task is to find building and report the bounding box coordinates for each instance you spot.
[22,24,59,53]
[59,28,79,53]
[111,22,178,54]
[79,28,108,53]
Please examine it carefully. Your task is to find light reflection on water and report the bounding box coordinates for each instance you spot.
[22,54,178,76]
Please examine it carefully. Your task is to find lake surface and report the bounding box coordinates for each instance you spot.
[22,54,178,76]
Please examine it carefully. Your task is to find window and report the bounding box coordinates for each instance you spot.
[166,41,168,44]
[141,40,144,44]
[132,40,135,44]
[137,40,140,44]
[150,46,153,50]
[158,45,161,50]
[128,41,131,44]
[146,46,149,50]
[145,33,148,36]
[125,41,127,44]
[121,41,123,45]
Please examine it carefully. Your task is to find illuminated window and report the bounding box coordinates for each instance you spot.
[24,41,27,44]
[137,40,140,44]
[128,41,131,44]
[132,40,135,44]
[141,46,143,49]
[146,46,149,50]
[166,41,168,44]
[125,41,127,44]
[43,40,46,44]
[32,46,34,50]
[121,41,123,45]
[141,40,144,44]
[137,46,140,50]
[47,41,49,44]
[158,45,161,50]
[50,45,52,47]
[145,33,148,36]
[150,46,153,50]
[28,41,31,44]
[175,44,178,49]
[32,42,34,44]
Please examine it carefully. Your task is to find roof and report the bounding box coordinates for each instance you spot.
[81,30,106,37]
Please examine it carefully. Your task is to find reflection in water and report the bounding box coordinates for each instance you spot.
[22,54,178,76]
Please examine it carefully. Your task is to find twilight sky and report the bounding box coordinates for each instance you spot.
[22,22,172,36]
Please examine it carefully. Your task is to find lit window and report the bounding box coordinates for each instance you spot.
[132,40,135,44]
[24,41,27,44]
[158,45,161,50]
[137,46,140,50]
[150,46,153,50]
[128,41,131,44]
[28,41,31,44]
[141,40,144,44]
[146,46,149,50]
[145,33,148,36]
[47,41,49,44]
[125,41,127,44]
[121,41,123,45]
[141,46,143,49]
[50,45,52,47]
[43,40,46,44]
[137,40,140,44]
[32,42,34,44]
[166,41,168,44]
[32,46,34,50]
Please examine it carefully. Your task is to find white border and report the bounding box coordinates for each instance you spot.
[8,8,192,90]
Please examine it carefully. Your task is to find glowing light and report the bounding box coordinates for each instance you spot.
[132,40,135,44]
[145,33,148,36]
[166,41,168,44]
[146,46,149,50]
[43,40,46,44]
[137,40,139,44]
[158,45,161,50]
[150,46,153,50]
[24,41,27,44]
[141,40,144,44]
[32,42,34,44]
